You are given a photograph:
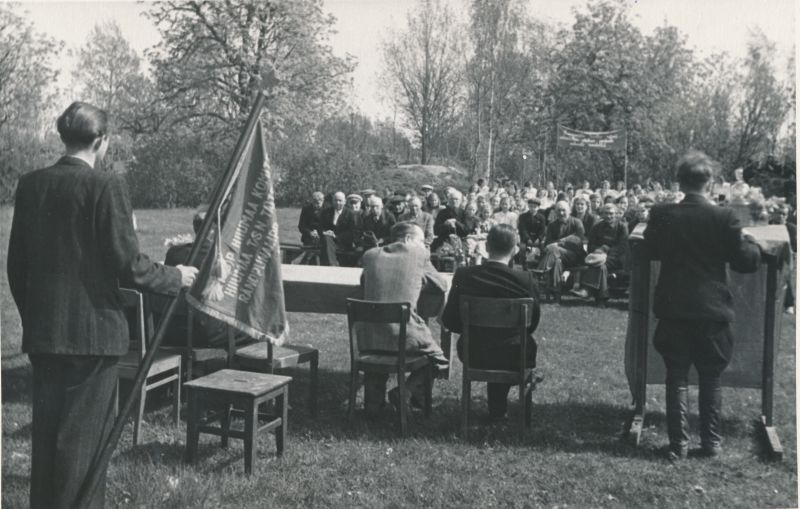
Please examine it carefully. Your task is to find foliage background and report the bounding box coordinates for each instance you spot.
[0,0,795,206]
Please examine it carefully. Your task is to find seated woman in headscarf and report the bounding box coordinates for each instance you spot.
[571,203,628,303]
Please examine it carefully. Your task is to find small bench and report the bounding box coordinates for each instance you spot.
[184,369,291,474]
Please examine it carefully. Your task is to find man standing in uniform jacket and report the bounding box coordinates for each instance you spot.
[7,102,198,508]
[643,150,761,461]
[442,224,541,421]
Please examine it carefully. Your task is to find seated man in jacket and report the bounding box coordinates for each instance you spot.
[571,204,629,303]
[399,196,435,248]
[357,222,449,414]
[442,224,541,421]
[517,197,547,266]
[319,191,357,266]
[359,195,396,250]
[432,190,468,251]
[298,191,325,246]
[537,200,586,295]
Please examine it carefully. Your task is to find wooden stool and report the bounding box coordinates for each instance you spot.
[184,369,291,474]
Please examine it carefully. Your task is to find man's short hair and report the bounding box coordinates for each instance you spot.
[57,101,108,147]
[676,150,716,191]
[391,221,421,241]
[486,224,517,257]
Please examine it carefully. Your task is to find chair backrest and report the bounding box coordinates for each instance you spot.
[120,288,147,359]
[458,296,534,373]
[346,298,411,365]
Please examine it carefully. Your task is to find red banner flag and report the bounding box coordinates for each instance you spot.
[186,120,288,343]
[557,124,626,151]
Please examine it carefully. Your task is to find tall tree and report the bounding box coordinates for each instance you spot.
[732,31,791,167]
[71,21,141,115]
[0,4,63,202]
[380,0,464,164]
[146,0,354,137]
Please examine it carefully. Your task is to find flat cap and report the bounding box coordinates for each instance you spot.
[420,184,433,191]
[346,193,362,202]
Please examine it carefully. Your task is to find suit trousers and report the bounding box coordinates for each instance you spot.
[29,354,118,509]
[654,320,732,450]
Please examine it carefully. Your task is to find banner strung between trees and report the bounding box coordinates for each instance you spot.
[187,120,288,344]
[557,125,626,151]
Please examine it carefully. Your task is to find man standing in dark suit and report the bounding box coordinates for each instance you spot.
[643,150,761,461]
[7,102,198,508]
[319,191,356,266]
[442,224,541,421]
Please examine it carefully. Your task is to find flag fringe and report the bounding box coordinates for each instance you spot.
[186,294,289,346]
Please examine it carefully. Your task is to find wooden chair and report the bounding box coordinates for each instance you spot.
[459,296,539,439]
[346,299,433,436]
[147,292,230,381]
[118,288,182,445]
[232,330,319,417]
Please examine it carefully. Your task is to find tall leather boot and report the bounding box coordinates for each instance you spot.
[665,381,689,460]
[699,375,723,456]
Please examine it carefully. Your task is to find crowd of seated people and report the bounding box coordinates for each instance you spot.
[296,175,796,304]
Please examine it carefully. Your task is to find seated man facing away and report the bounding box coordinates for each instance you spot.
[357,222,449,414]
[538,200,586,296]
[158,206,233,349]
[442,224,541,422]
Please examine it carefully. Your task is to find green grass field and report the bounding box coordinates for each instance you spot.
[1,207,797,508]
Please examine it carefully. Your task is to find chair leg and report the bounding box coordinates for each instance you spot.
[309,351,319,417]
[423,364,433,418]
[244,400,257,475]
[173,367,182,427]
[518,382,526,440]
[461,373,471,439]
[220,404,232,448]
[185,390,199,465]
[133,381,146,446]
[397,369,408,436]
[525,379,533,428]
[347,369,359,422]
[277,387,288,456]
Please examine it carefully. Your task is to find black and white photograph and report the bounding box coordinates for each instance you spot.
[1,0,796,507]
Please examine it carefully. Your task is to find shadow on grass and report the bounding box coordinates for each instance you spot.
[2,363,32,404]
[548,297,629,311]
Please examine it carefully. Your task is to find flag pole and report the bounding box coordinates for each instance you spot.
[73,91,268,509]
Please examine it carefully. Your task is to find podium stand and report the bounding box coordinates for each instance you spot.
[624,224,791,458]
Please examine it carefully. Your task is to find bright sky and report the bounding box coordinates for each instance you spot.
[16,0,797,120]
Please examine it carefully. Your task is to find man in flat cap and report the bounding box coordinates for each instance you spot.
[518,197,547,267]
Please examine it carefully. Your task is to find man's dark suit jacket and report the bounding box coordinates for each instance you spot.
[518,210,547,247]
[434,206,468,238]
[643,193,761,322]
[298,203,324,245]
[7,156,181,356]
[361,210,396,247]
[320,206,356,249]
[442,261,541,364]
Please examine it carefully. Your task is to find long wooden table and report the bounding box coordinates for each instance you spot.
[280,264,455,376]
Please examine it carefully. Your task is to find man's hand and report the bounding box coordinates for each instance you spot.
[310,230,320,239]
[176,265,199,287]
[323,230,336,237]
[445,218,457,227]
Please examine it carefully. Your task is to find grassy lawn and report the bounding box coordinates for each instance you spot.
[1,206,797,508]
